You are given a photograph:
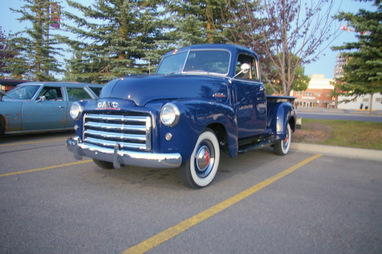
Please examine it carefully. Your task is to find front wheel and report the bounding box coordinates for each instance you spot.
[179,129,220,189]
[274,123,292,155]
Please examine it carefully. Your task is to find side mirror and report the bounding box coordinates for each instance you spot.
[240,63,250,74]
[37,96,46,102]
[231,63,251,81]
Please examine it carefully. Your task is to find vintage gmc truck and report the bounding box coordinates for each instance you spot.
[67,44,297,188]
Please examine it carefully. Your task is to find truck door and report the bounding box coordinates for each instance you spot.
[234,54,267,139]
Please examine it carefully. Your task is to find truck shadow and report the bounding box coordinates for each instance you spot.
[90,147,281,190]
[214,147,279,183]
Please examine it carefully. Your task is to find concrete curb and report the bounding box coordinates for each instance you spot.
[291,143,382,162]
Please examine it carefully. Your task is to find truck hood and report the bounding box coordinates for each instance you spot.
[100,75,229,106]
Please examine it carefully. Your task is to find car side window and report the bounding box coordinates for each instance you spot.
[67,87,92,101]
[235,54,259,81]
[38,86,63,101]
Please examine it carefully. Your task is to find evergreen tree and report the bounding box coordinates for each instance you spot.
[332,0,382,112]
[166,0,232,46]
[0,27,14,77]
[5,0,63,81]
[61,0,168,83]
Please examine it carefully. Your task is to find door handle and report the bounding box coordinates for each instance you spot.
[59,106,65,108]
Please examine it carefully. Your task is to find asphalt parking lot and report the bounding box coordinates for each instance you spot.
[1,132,381,254]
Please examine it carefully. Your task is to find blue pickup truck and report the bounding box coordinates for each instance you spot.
[67,44,297,188]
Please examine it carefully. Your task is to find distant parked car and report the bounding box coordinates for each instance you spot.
[0,79,31,93]
[0,82,103,134]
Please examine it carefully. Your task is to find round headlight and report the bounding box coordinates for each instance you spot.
[70,102,83,120]
[160,103,180,127]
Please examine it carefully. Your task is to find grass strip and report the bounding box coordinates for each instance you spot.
[293,119,382,150]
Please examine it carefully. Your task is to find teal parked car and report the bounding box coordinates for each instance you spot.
[0,82,103,134]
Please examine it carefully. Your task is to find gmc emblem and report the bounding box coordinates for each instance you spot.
[96,101,120,110]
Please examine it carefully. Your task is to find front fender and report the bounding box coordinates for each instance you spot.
[71,100,98,137]
[0,101,23,132]
[159,100,238,162]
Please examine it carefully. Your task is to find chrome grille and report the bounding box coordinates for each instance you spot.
[83,112,152,151]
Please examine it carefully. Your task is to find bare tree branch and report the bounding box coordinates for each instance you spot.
[224,0,341,95]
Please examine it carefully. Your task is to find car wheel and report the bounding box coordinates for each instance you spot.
[179,128,220,189]
[0,116,5,134]
[93,159,114,169]
[274,123,291,155]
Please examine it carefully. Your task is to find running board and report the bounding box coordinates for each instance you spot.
[238,138,278,154]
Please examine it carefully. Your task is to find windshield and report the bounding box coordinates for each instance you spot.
[5,85,40,100]
[156,52,187,75]
[156,50,230,75]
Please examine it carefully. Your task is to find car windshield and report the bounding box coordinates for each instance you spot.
[156,50,230,75]
[5,85,40,100]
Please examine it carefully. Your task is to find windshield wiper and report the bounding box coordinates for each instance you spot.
[182,70,227,77]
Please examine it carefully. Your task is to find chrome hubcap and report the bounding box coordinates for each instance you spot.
[195,142,215,178]
[196,145,210,171]
[283,127,290,150]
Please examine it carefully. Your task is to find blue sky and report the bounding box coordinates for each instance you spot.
[0,0,376,79]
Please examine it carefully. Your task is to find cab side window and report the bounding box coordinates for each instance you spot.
[235,54,259,81]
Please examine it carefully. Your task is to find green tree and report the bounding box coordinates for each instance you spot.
[332,0,382,113]
[61,0,168,83]
[4,0,63,81]
[293,66,310,91]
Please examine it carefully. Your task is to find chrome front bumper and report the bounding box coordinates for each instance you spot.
[66,137,182,169]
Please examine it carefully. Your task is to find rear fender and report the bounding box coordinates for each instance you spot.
[268,102,295,140]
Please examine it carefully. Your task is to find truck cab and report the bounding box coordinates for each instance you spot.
[67,44,296,188]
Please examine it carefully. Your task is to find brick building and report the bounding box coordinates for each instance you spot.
[291,74,336,109]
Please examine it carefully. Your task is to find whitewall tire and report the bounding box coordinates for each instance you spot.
[274,123,292,155]
[179,129,220,188]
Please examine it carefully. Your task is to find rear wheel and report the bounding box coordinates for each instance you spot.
[179,129,220,189]
[93,159,114,169]
[274,123,291,155]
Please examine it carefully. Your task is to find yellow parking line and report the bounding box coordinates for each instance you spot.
[0,139,66,147]
[123,154,323,254]
[0,160,92,178]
